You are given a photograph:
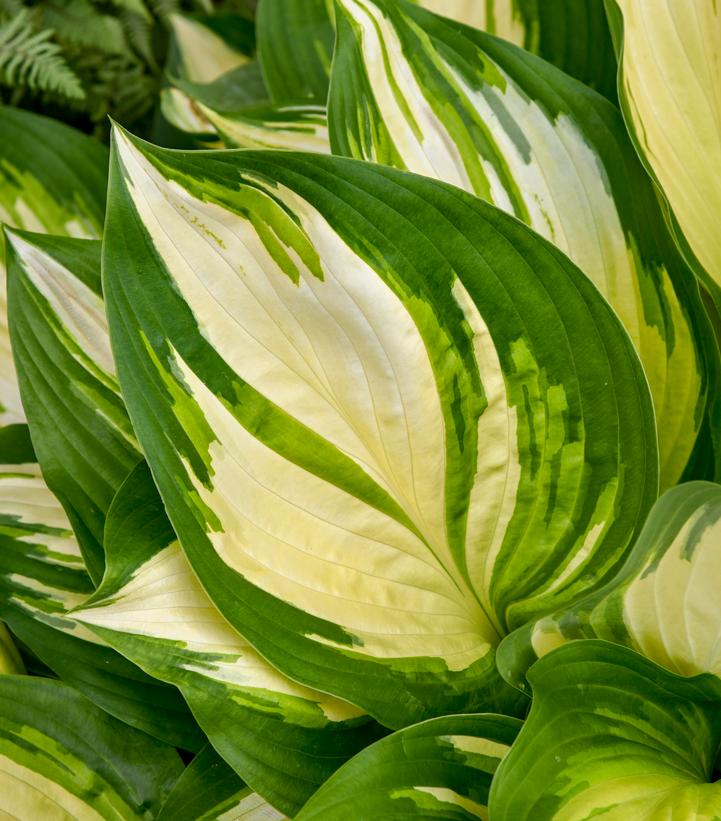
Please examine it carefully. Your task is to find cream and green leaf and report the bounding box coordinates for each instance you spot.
[201,104,330,153]
[161,14,257,140]
[0,106,107,434]
[415,0,616,99]
[491,640,721,820]
[498,481,721,695]
[297,713,521,820]
[156,743,288,821]
[5,231,141,582]
[103,132,657,728]
[0,460,204,750]
[329,0,717,489]
[0,674,183,820]
[75,461,385,816]
[607,0,721,291]
[4,220,382,811]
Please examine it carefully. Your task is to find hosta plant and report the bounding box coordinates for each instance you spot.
[1,0,721,819]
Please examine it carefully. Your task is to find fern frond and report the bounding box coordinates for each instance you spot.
[119,9,156,68]
[42,0,127,55]
[103,0,152,23]
[0,10,84,99]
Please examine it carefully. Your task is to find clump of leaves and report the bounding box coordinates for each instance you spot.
[1,1,721,819]
[0,0,255,138]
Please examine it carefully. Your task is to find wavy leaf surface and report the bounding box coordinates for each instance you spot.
[499,481,721,694]
[329,0,717,489]
[297,713,521,820]
[103,133,656,728]
[491,641,721,820]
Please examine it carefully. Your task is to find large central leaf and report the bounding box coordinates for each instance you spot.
[328,0,715,489]
[103,131,656,727]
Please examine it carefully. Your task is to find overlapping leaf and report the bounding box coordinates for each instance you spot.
[157,744,288,821]
[6,231,140,581]
[498,481,721,694]
[0,622,22,674]
[0,675,183,820]
[6,226,382,814]
[161,14,258,140]
[415,0,616,98]
[607,0,721,291]
[329,0,716,489]
[297,713,521,819]
[0,458,203,750]
[76,462,385,815]
[103,132,656,728]
[202,104,330,152]
[0,107,107,433]
[491,641,721,819]
[257,0,335,104]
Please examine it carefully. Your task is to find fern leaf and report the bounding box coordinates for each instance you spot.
[42,0,127,55]
[0,10,84,99]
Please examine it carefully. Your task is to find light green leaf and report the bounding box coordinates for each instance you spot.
[490,641,721,820]
[103,132,656,728]
[157,744,287,821]
[0,622,23,674]
[168,14,252,84]
[5,231,141,582]
[297,713,521,820]
[607,0,721,291]
[499,481,721,695]
[202,104,330,151]
[0,107,107,433]
[416,0,616,99]
[257,0,335,103]
[0,674,183,819]
[0,461,204,751]
[329,0,716,489]
[76,460,385,816]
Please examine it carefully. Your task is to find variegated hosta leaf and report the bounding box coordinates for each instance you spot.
[0,107,107,433]
[201,104,330,152]
[415,0,616,99]
[103,132,657,727]
[498,481,721,695]
[162,63,270,140]
[0,623,23,674]
[257,0,335,103]
[297,713,521,820]
[329,0,715,489]
[0,462,205,751]
[162,14,255,138]
[157,744,288,821]
[607,0,721,290]
[490,641,721,820]
[6,231,141,582]
[76,461,384,815]
[0,675,183,820]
